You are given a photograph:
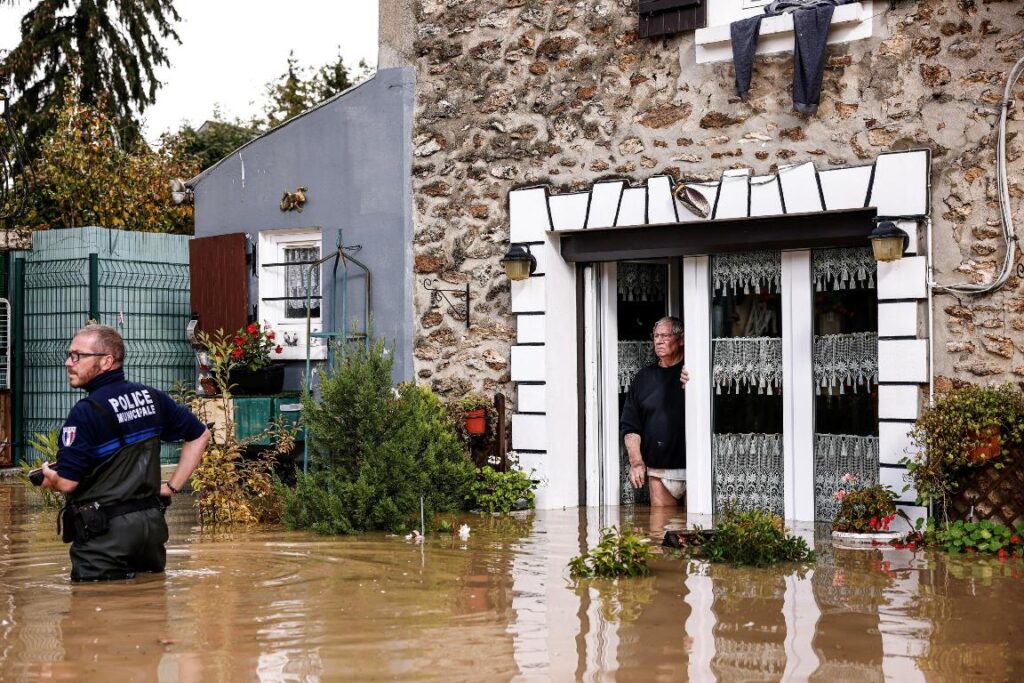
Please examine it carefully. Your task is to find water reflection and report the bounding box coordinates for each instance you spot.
[0,482,1022,681]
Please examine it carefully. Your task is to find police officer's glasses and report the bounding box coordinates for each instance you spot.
[66,351,110,363]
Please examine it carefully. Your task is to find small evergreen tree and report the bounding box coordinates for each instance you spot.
[282,340,474,534]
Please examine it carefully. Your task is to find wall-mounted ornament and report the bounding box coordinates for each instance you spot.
[422,278,470,329]
[279,186,307,212]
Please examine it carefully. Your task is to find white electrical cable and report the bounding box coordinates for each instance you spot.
[933,53,1024,295]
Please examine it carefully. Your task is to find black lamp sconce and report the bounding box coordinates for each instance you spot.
[423,278,470,329]
[870,217,914,263]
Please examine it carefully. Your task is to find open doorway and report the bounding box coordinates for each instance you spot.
[582,259,681,508]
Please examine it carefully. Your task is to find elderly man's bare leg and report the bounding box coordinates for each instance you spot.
[649,477,682,507]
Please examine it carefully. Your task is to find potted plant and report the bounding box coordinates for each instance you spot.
[906,383,1024,519]
[225,323,285,395]
[458,392,490,436]
[831,473,905,547]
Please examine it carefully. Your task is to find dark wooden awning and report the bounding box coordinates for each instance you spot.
[557,208,878,263]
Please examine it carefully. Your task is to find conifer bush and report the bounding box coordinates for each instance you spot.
[281,340,474,534]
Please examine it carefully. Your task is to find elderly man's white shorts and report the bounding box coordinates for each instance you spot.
[646,468,686,499]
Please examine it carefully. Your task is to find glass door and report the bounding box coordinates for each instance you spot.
[710,251,784,516]
[811,247,879,521]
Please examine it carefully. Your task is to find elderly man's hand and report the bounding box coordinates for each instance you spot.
[628,462,646,489]
[680,365,690,387]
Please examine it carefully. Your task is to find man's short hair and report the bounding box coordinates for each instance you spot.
[653,316,684,338]
[77,324,125,366]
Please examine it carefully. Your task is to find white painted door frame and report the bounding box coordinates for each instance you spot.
[583,263,621,508]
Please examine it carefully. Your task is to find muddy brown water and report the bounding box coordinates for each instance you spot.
[0,483,1022,682]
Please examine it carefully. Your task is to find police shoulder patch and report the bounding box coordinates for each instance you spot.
[62,426,77,447]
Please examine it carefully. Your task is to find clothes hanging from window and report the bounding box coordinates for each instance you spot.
[731,0,850,114]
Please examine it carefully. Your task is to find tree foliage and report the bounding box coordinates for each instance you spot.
[161,108,260,172]
[19,91,197,233]
[262,49,372,128]
[1,0,181,154]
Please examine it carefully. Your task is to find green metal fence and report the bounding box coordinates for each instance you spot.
[13,228,193,464]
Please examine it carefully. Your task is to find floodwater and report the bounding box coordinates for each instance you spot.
[0,483,1021,682]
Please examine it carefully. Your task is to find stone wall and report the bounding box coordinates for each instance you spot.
[408,0,1024,401]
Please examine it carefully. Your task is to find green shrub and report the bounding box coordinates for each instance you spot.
[701,509,815,567]
[569,526,655,579]
[468,466,536,514]
[281,340,475,534]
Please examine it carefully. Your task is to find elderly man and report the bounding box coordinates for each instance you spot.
[620,316,689,506]
[41,324,210,581]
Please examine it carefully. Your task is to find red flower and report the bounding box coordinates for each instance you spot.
[266,330,276,340]
[233,336,244,347]
[247,322,259,334]
[275,345,283,354]
[998,548,1008,559]
[1012,535,1020,545]
[231,348,244,360]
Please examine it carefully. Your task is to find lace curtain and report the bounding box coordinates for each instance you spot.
[813,434,879,521]
[813,247,876,291]
[713,433,784,515]
[285,246,320,318]
[713,251,781,296]
[814,332,878,394]
[712,337,782,395]
[618,341,656,393]
[618,262,667,302]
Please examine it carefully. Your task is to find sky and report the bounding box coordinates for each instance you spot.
[0,0,380,144]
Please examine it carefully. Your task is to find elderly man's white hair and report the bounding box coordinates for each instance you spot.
[652,316,684,337]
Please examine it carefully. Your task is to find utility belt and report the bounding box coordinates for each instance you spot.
[59,496,168,544]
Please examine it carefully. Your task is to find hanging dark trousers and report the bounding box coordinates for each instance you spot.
[731,4,837,115]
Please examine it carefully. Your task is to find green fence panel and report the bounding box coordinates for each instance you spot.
[18,228,193,465]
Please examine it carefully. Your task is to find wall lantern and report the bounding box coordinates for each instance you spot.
[500,244,537,281]
[869,220,908,262]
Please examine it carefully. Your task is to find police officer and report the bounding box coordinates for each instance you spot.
[41,324,211,581]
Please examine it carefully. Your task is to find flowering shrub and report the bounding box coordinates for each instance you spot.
[228,322,283,371]
[906,383,1024,511]
[831,473,899,533]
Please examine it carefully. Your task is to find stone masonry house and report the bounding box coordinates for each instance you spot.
[377,0,1024,523]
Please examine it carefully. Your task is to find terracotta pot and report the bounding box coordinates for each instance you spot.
[464,408,486,435]
[200,377,217,396]
[968,425,1001,464]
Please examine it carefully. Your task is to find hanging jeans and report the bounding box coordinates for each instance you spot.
[731,4,837,115]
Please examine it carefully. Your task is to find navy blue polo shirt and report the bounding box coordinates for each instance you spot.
[56,369,206,482]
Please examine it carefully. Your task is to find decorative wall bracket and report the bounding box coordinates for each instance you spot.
[422,278,470,329]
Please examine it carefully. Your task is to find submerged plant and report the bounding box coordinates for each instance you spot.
[701,508,815,567]
[569,526,655,579]
[177,372,294,526]
[468,466,536,515]
[932,519,1023,557]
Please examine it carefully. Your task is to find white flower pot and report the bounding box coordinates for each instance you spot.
[830,530,905,549]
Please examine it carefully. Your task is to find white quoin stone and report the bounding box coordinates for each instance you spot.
[868,150,930,217]
[646,176,677,224]
[878,302,918,338]
[616,188,648,227]
[509,187,551,242]
[819,165,872,211]
[749,175,784,217]
[779,162,823,214]
[714,169,751,220]
[878,339,928,383]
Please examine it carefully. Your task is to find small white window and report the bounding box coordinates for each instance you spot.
[696,1,875,65]
[257,227,327,361]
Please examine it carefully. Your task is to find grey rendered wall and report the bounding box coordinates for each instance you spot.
[192,67,416,384]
